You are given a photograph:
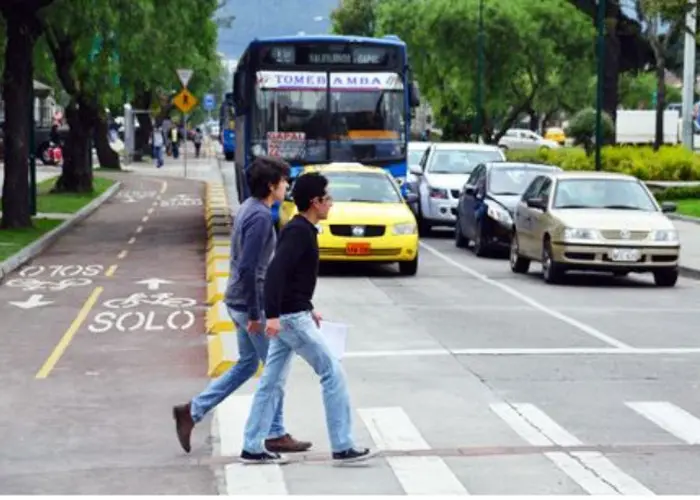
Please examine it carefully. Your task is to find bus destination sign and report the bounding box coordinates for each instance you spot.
[262,44,398,67]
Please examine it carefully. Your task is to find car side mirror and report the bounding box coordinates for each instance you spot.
[409,164,422,176]
[526,197,547,210]
[463,185,475,196]
[661,201,677,213]
[404,192,418,204]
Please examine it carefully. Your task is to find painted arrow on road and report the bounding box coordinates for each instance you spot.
[136,278,173,290]
[9,294,53,309]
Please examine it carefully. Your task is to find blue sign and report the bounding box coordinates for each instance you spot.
[203,93,216,111]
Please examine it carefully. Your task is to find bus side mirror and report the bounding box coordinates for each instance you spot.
[409,81,420,108]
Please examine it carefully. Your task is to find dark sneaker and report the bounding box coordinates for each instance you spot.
[265,433,312,453]
[332,447,378,464]
[240,449,290,464]
[172,403,195,453]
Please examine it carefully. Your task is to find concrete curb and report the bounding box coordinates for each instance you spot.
[668,213,700,225]
[0,181,122,284]
[679,265,700,280]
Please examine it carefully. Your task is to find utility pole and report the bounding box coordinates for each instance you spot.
[475,0,484,143]
[682,0,697,149]
[594,0,606,171]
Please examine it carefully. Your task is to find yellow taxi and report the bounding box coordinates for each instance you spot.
[280,163,420,275]
[544,127,566,145]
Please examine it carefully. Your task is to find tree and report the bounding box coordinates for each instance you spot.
[330,0,378,36]
[376,0,595,143]
[618,70,682,109]
[0,0,55,229]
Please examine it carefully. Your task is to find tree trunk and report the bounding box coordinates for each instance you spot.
[0,9,39,228]
[93,114,120,169]
[654,60,665,151]
[53,99,94,193]
[603,16,621,135]
[133,86,153,161]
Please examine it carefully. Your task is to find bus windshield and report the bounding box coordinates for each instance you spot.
[251,71,405,164]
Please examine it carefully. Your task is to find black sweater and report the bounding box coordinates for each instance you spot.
[264,215,319,318]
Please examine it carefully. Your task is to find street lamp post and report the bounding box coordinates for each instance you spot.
[475,0,484,142]
[594,0,606,171]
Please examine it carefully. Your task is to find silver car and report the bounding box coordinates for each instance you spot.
[409,142,506,233]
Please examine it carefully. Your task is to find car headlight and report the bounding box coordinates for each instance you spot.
[563,228,599,241]
[487,205,513,225]
[651,229,678,242]
[393,222,417,235]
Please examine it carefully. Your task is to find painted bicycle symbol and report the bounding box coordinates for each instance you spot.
[103,292,196,309]
[5,277,92,291]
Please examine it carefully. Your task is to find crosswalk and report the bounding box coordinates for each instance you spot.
[213,396,700,495]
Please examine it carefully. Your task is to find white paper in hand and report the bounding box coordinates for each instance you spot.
[319,321,348,360]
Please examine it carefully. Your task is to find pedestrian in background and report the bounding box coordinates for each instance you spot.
[239,172,376,465]
[172,156,312,455]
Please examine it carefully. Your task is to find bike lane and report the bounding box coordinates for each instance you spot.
[0,174,215,494]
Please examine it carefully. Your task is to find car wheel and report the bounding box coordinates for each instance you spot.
[399,256,418,276]
[653,267,678,287]
[454,216,469,248]
[541,238,565,284]
[509,232,530,274]
[473,221,488,257]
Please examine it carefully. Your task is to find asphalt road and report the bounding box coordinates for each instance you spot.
[212,228,700,495]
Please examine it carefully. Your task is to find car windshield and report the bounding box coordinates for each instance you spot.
[488,167,553,195]
[428,148,503,174]
[251,70,405,164]
[552,178,658,211]
[325,171,403,203]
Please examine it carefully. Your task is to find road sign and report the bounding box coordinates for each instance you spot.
[203,93,216,111]
[176,68,193,87]
[173,88,198,114]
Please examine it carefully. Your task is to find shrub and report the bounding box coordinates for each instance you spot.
[564,107,615,153]
[505,144,700,181]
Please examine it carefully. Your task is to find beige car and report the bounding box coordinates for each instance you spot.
[509,171,681,286]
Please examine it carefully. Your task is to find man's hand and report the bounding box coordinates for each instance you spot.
[311,311,323,328]
[265,318,282,337]
[247,319,263,334]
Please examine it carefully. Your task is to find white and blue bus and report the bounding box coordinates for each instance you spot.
[231,34,421,224]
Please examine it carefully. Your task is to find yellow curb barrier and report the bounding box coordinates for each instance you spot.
[206,237,230,251]
[207,276,228,304]
[207,258,229,281]
[207,245,231,265]
[206,300,234,333]
[207,331,263,378]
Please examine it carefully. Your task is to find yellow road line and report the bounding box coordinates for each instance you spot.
[105,265,118,277]
[118,250,128,259]
[35,287,103,379]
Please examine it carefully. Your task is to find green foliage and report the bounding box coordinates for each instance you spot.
[564,107,615,152]
[653,185,700,201]
[330,0,377,36]
[506,145,700,181]
[619,71,682,108]
[375,0,595,140]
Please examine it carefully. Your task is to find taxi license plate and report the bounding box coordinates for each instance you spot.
[609,248,640,262]
[346,242,371,255]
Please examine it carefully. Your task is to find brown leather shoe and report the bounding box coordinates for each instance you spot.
[264,433,312,453]
[172,403,195,453]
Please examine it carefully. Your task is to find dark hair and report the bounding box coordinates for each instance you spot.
[292,172,328,211]
[247,156,291,198]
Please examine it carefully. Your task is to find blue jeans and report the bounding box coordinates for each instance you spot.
[242,311,354,453]
[190,307,286,439]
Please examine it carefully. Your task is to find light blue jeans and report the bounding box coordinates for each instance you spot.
[242,311,355,453]
[190,307,286,439]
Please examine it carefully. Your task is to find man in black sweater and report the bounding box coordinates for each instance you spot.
[239,172,376,465]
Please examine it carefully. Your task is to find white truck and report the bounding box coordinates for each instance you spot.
[615,109,680,144]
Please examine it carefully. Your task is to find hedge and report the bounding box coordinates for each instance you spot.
[505,145,700,181]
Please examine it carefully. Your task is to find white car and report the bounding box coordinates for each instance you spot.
[409,142,506,233]
[497,128,560,150]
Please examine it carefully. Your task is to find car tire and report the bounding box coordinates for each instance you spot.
[399,256,418,276]
[455,216,469,248]
[653,267,678,287]
[541,238,565,284]
[473,221,488,257]
[509,232,530,274]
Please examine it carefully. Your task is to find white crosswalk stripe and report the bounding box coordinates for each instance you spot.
[490,402,654,495]
[211,398,700,495]
[357,407,469,495]
[626,401,700,444]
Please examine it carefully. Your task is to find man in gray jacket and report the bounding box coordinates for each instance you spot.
[172,156,311,454]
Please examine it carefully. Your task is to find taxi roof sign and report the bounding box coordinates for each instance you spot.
[173,89,198,114]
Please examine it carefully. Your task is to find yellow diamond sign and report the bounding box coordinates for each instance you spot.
[173,89,198,114]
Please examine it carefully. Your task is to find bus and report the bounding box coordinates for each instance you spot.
[231,34,421,223]
[219,92,236,161]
